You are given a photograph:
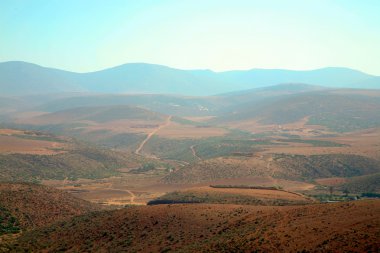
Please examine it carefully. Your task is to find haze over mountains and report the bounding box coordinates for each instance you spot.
[2,63,380,253]
[1,61,379,96]
[2,0,380,251]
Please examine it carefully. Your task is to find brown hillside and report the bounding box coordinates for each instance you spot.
[163,157,272,184]
[10,200,380,252]
[0,183,102,230]
[0,136,149,182]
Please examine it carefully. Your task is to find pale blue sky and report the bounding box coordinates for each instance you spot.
[1,0,380,74]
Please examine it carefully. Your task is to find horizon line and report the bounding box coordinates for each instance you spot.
[0,60,377,76]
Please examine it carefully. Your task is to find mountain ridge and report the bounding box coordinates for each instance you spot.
[1,61,379,96]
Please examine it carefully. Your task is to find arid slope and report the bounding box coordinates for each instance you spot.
[0,183,102,230]
[9,200,380,252]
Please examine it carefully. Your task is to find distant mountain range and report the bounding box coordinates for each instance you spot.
[0,61,379,96]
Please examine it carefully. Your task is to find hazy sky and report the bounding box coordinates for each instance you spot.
[1,0,380,74]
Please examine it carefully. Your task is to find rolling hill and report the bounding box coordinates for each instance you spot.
[217,89,380,132]
[217,67,380,89]
[0,130,148,182]
[1,61,379,96]
[34,94,221,116]
[164,154,380,184]
[8,83,325,117]
[338,172,380,194]
[219,83,327,98]
[11,105,173,151]
[4,84,378,134]
[0,148,133,182]
[28,105,167,124]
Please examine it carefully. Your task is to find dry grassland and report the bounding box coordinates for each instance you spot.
[0,135,65,155]
[156,122,227,139]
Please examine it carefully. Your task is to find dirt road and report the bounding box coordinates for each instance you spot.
[190,145,201,160]
[125,189,136,204]
[135,115,172,155]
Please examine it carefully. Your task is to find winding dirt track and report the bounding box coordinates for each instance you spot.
[135,115,172,155]
[190,145,201,160]
[125,189,136,204]
[104,183,142,205]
